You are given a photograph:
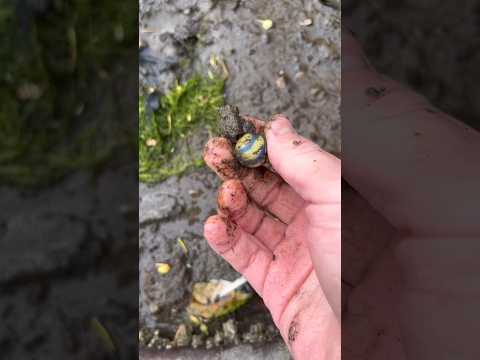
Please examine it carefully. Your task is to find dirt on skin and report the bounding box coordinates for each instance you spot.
[287,319,299,346]
[139,0,340,357]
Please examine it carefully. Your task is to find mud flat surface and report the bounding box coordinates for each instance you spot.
[139,0,340,357]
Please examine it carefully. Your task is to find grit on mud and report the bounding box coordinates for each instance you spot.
[139,0,340,357]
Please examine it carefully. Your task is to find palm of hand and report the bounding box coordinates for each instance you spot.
[203,117,340,359]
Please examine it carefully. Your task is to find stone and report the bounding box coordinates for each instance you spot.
[174,324,192,347]
[222,319,238,343]
[191,334,204,348]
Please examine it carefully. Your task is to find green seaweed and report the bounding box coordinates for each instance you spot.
[0,0,136,187]
[139,76,225,183]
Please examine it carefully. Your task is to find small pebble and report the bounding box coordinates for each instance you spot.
[276,76,286,89]
[222,319,238,342]
[146,90,160,111]
[191,334,204,348]
[310,87,321,97]
[300,18,313,26]
[205,337,214,349]
[214,331,223,346]
[294,71,305,80]
[149,303,160,314]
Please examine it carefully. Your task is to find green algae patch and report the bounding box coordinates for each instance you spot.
[0,1,136,187]
[139,76,224,183]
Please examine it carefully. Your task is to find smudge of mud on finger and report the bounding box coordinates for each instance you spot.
[217,180,248,218]
[243,115,266,133]
[203,138,244,180]
[288,318,299,346]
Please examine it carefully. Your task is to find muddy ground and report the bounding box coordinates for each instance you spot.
[139,0,340,357]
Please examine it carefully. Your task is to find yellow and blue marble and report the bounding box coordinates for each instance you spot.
[234,133,267,168]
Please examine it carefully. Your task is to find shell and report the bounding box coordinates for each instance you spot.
[234,133,267,168]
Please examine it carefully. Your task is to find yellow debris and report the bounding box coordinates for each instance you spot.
[155,263,171,274]
[189,314,209,335]
[208,54,229,79]
[178,238,188,254]
[217,57,230,79]
[189,315,201,325]
[209,54,218,68]
[146,138,157,147]
[90,317,116,353]
[199,323,209,335]
[257,19,274,31]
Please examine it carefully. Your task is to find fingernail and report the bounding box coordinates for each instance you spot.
[269,116,294,136]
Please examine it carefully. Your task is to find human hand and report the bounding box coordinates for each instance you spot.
[342,27,480,359]
[203,115,341,359]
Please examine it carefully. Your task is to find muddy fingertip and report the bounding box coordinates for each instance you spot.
[204,214,225,236]
[217,179,248,216]
[243,115,266,133]
[203,215,239,253]
[203,137,239,180]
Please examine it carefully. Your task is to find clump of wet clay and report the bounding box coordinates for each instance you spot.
[218,105,268,168]
[218,105,255,143]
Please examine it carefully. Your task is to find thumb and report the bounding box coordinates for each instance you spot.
[265,115,341,204]
[266,115,341,318]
